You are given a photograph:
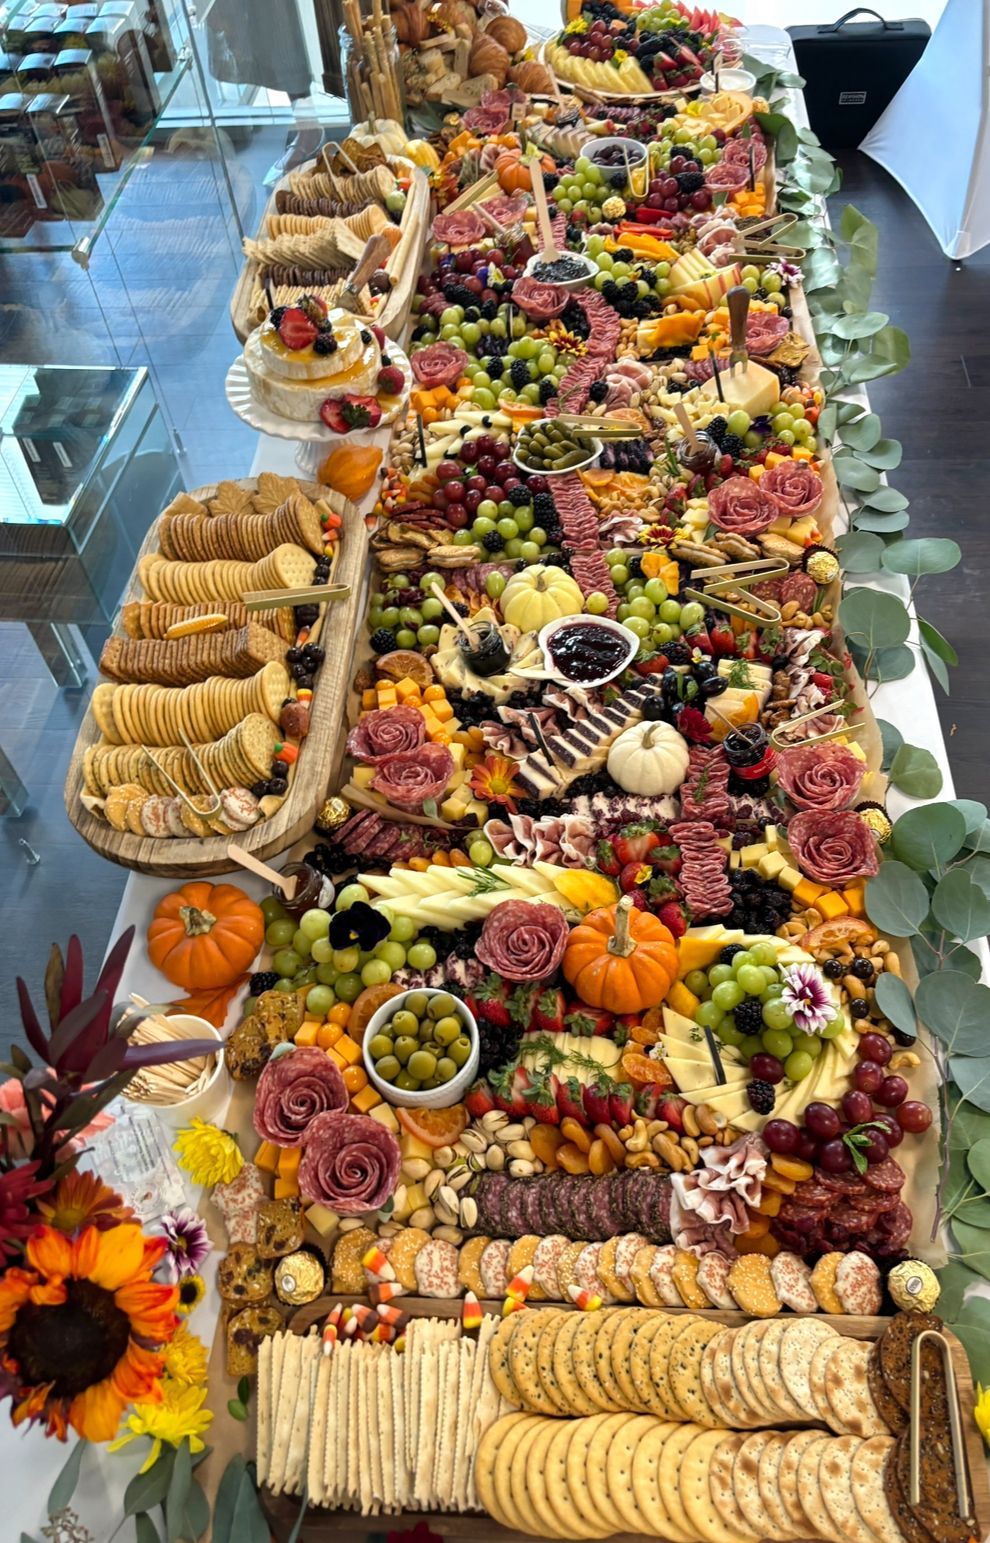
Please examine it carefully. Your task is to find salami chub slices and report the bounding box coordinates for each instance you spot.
[511,276,569,321]
[253,1046,347,1147]
[410,341,470,389]
[707,475,779,536]
[761,459,824,517]
[787,809,880,886]
[775,742,865,812]
[431,209,486,247]
[298,1110,400,1214]
[347,705,425,764]
[370,743,454,810]
[475,899,569,982]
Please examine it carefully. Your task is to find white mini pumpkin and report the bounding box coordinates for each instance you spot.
[607,720,690,795]
[500,564,584,633]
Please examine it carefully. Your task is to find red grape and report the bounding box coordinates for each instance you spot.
[861,1130,890,1165]
[750,1053,785,1085]
[896,1100,933,1133]
[797,1130,819,1162]
[464,490,482,513]
[857,1033,892,1066]
[476,456,496,478]
[871,1113,904,1148]
[875,1075,908,1108]
[492,442,511,462]
[474,435,495,455]
[841,1090,874,1126]
[804,1103,841,1140]
[853,1060,884,1095]
[445,504,468,528]
[763,1119,800,1154]
[820,1138,853,1174]
[437,460,461,483]
[526,475,549,494]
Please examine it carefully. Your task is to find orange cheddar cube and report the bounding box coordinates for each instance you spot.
[254,1141,280,1173]
[765,451,788,468]
[817,891,850,921]
[327,1045,347,1069]
[395,677,421,702]
[351,1084,381,1114]
[666,981,700,1019]
[277,1146,301,1178]
[748,463,766,480]
[792,879,827,909]
[431,698,454,723]
[361,688,377,710]
[274,1177,300,1199]
[293,1020,320,1047]
[336,1033,363,1066]
[842,885,866,917]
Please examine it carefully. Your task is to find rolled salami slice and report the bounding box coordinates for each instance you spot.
[253,1046,348,1147]
[475,899,569,982]
[707,475,778,535]
[431,209,486,247]
[410,341,470,388]
[298,1110,400,1214]
[482,194,528,226]
[346,705,425,764]
[745,311,791,354]
[761,459,824,517]
[511,276,569,320]
[370,742,454,810]
[787,808,880,886]
[775,742,864,812]
[462,106,509,136]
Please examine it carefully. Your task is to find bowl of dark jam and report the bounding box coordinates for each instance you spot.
[536,614,639,687]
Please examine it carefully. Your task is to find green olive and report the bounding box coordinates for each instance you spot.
[393,1035,418,1064]
[395,1070,421,1091]
[405,991,429,1018]
[433,1015,461,1045]
[375,1055,401,1082]
[391,1009,418,1037]
[436,1056,457,1083]
[428,992,457,1020]
[407,1049,437,1081]
[448,1034,473,1068]
[368,1034,393,1060]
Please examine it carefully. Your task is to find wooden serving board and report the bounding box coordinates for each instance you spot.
[256,1298,990,1543]
[229,164,432,346]
[62,478,369,878]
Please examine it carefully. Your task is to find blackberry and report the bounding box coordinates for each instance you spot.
[614,247,634,262]
[633,298,653,318]
[510,358,530,390]
[542,171,559,191]
[482,530,505,552]
[269,305,287,328]
[734,998,765,1035]
[719,944,745,964]
[747,1079,776,1115]
[627,557,643,577]
[608,169,626,188]
[508,483,533,504]
[664,641,691,664]
[370,627,397,654]
[486,356,504,379]
[480,299,498,320]
[533,492,556,517]
[707,415,728,446]
[676,171,705,193]
[250,971,279,996]
[588,380,609,403]
[602,280,620,302]
[539,377,557,405]
[720,432,745,459]
[417,925,456,963]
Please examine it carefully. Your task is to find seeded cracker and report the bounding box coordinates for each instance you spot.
[728,1254,781,1317]
[285,1332,320,1496]
[307,1353,331,1505]
[256,1333,274,1487]
[268,1331,301,1493]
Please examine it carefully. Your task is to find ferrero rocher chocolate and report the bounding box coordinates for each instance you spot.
[274,1246,326,1305]
[315,795,351,836]
[888,1259,940,1313]
[857,800,893,845]
[803,545,840,586]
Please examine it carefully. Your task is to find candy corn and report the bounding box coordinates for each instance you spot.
[377,1302,410,1331]
[369,1279,407,1306]
[505,1264,534,1304]
[361,1244,395,1282]
[462,1290,483,1331]
[370,1322,397,1344]
[321,1303,342,1354]
[568,1283,603,1312]
[501,1294,527,1317]
[344,1303,379,1337]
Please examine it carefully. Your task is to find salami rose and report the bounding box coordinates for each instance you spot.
[722,135,768,169]
[431,209,486,247]
[482,194,528,226]
[462,106,509,135]
[253,1047,347,1147]
[475,899,569,982]
[745,311,790,354]
[511,276,569,320]
[347,705,425,764]
[761,460,824,517]
[776,743,865,812]
[370,742,454,810]
[704,160,750,193]
[787,809,879,886]
[707,475,779,536]
[299,1110,400,1214]
[410,341,469,389]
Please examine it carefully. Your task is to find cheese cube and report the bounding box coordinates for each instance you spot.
[369,1102,400,1133]
[776,865,802,892]
[817,891,850,921]
[404,1181,428,1214]
[792,878,826,908]
[765,825,780,850]
[740,843,767,869]
[293,1020,319,1047]
[335,1033,362,1066]
[306,1202,340,1238]
[254,1141,280,1173]
[401,1134,433,1162]
[842,886,866,918]
[278,1146,301,1178]
[352,1084,381,1114]
[716,836,733,853]
[361,689,377,710]
[352,766,375,789]
[274,1177,300,1199]
[395,677,421,702]
[377,686,398,709]
[448,741,465,770]
[431,698,454,722]
[465,798,488,824]
[730,851,742,869]
[758,851,787,882]
[441,792,470,821]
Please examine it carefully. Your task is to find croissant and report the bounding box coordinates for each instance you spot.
[469,32,510,84]
[510,58,553,94]
[485,13,526,54]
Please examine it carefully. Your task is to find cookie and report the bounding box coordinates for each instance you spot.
[810,1250,845,1314]
[331,1227,376,1293]
[390,1226,431,1291]
[480,1238,512,1298]
[256,1197,304,1259]
[226,1304,283,1376]
[507,1235,543,1299]
[671,1248,709,1309]
[532,1235,569,1300]
[770,1249,818,1313]
[596,1235,633,1302]
[629,1245,662,1307]
[836,1248,883,1314]
[414,1237,459,1298]
[217,1242,273,1304]
[728,1253,781,1317]
[696,1250,736,1309]
[649,1243,685,1306]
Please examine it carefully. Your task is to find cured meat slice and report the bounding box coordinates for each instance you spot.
[298,1110,400,1213]
[462,106,509,135]
[253,1046,347,1146]
[511,276,569,320]
[707,475,778,536]
[346,705,425,764]
[431,209,486,246]
[787,808,880,886]
[779,570,818,612]
[410,341,469,388]
[482,193,528,226]
[475,899,569,982]
[370,742,454,810]
[775,742,865,812]
[761,460,824,517]
[743,311,790,354]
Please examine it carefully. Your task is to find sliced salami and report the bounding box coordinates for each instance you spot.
[779,570,818,612]
[461,106,509,136]
[511,276,569,321]
[744,310,791,354]
[482,194,528,226]
[776,742,865,813]
[431,209,486,247]
[410,340,469,388]
[863,1158,906,1194]
[475,899,569,982]
[253,1046,347,1147]
[707,475,779,536]
[346,705,425,764]
[787,808,880,885]
[297,1110,399,1214]
[761,459,824,517]
[370,742,454,811]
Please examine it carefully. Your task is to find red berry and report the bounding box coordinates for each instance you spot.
[763,1119,800,1154]
[804,1103,840,1140]
[819,1138,852,1174]
[841,1090,874,1126]
[896,1099,933,1133]
[437,459,461,482]
[445,503,468,528]
[857,1033,892,1066]
[277,307,318,350]
[750,1053,784,1085]
[853,1060,884,1095]
[875,1075,908,1108]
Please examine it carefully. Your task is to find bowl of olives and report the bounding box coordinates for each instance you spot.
[512,418,603,476]
[362,987,479,1108]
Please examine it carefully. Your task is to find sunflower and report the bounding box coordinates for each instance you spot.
[161,1324,207,1386]
[0,1224,178,1442]
[107,1376,212,1472]
[175,1274,206,1317]
[36,1172,133,1236]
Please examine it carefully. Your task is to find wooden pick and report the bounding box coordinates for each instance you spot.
[129,993,179,1037]
[429,581,477,647]
[674,402,702,451]
[227,841,298,902]
[528,156,557,261]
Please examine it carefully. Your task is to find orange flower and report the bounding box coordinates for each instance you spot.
[36,1172,133,1236]
[0,1222,178,1442]
[470,752,525,814]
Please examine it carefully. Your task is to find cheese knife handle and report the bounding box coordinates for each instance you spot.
[726,284,751,367]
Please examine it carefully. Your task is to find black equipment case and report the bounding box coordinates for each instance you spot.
[787,8,931,149]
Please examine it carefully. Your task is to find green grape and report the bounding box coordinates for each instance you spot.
[530,527,548,546]
[776,429,796,446]
[361,959,392,987]
[644,577,668,605]
[616,604,632,622]
[375,940,407,972]
[712,980,744,1013]
[749,942,778,966]
[485,571,506,599]
[407,942,437,970]
[625,615,651,639]
[684,969,709,996]
[584,592,609,615]
[335,972,363,1003]
[761,980,784,1001]
[316,963,338,985]
[762,998,794,1032]
[337,883,370,909]
[785,1049,814,1080]
[311,936,334,964]
[389,914,418,943]
[260,895,288,924]
[610,564,629,586]
[332,946,360,972]
[658,599,681,623]
[726,409,751,436]
[514,507,534,533]
[791,1031,822,1059]
[272,948,301,977]
[291,929,313,959]
[679,601,705,628]
[695,1000,724,1030]
[717,1021,745,1047]
[736,965,765,996]
[763,272,783,293]
[266,919,296,948]
[738,1035,764,1063]
[761,1028,793,1060]
[708,963,734,987]
[503,538,524,559]
[820,1016,844,1040]
[629,597,655,620]
[519,541,541,562]
[306,985,335,1017]
[460,321,481,348]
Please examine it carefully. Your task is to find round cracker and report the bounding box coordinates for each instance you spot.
[475,1413,532,1527]
[535,1312,572,1416]
[456,1234,491,1298]
[708,1432,760,1541]
[572,1311,623,1412]
[630,1420,696,1543]
[824,1339,890,1437]
[650,1313,700,1421]
[776,1428,827,1534]
[593,1308,633,1408]
[668,1317,723,1426]
[681,1428,751,1543]
[733,1431,791,1542]
[610,1310,655,1411]
[779,1316,840,1419]
[490,1314,522,1406]
[552,1310,602,1417]
[630,1313,671,1416]
[509,1308,562,1416]
[491,1413,542,1532]
[731,1321,772,1424]
[565,1413,622,1535]
[796,1431,841,1542]
[543,1418,608,1539]
[508,1235,545,1301]
[756,1433,795,1539]
[741,1320,783,1424]
[586,1412,642,1533]
[820,1433,874,1543]
[514,1417,567,1539]
[653,1420,707,1541]
[755,1318,811,1422]
[709,1328,762,1429]
[851,1435,902,1543]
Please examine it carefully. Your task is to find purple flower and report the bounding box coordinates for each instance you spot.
[157,1205,210,1282]
[780,962,833,1035]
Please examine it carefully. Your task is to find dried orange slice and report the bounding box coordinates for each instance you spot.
[165,612,228,639]
[348,982,403,1043]
[800,917,877,952]
[396,1103,468,1149]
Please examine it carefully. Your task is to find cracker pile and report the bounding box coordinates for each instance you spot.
[475,1410,908,1543]
[491,1308,890,1438]
[258,1318,509,1512]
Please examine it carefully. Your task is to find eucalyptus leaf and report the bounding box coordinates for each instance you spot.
[864,860,931,938]
[801,246,840,292]
[181,1478,209,1542]
[932,869,990,942]
[836,531,884,573]
[839,263,875,314]
[951,1055,990,1114]
[921,643,951,694]
[844,350,905,384]
[833,456,881,492]
[862,485,910,512]
[887,745,945,801]
[949,1196,990,1229]
[135,1517,161,1543]
[125,1450,176,1518]
[964,820,990,854]
[881,537,962,578]
[876,718,903,770]
[47,1440,86,1518]
[817,403,837,442]
[949,800,988,836]
[948,1308,990,1385]
[212,1456,247,1543]
[949,1222,990,1281]
[836,400,868,425]
[849,642,916,682]
[943,942,984,980]
[890,802,965,869]
[919,618,959,667]
[754,110,797,162]
[830,311,889,340]
[873,973,916,1037]
[967,1140,990,1195]
[944,1146,974,1213]
[839,587,911,649]
[948,1094,990,1150]
[860,439,903,470]
[854,509,910,533]
[166,1441,192,1543]
[838,412,882,451]
[934,1261,981,1320]
[919,972,990,1054]
[839,203,872,241]
[227,1400,248,1422]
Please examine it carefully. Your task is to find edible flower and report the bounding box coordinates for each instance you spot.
[175,1273,206,1317]
[470,752,525,815]
[172,1118,243,1187]
[975,1384,990,1448]
[157,1206,211,1282]
[162,1323,208,1386]
[108,1377,213,1472]
[780,962,832,1035]
[563,16,588,32]
[673,705,712,744]
[327,901,390,952]
[36,1171,133,1237]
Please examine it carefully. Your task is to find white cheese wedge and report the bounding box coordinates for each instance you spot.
[700,359,780,416]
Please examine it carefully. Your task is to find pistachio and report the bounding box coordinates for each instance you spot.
[497,1123,526,1144]
[459,1196,479,1230]
[466,1153,486,1173]
[409,1206,435,1231]
[424,1170,444,1201]
[460,1128,488,1153]
[486,1145,506,1171]
[481,1110,509,1133]
[433,1145,455,1168]
[447,1168,473,1192]
[401,1157,431,1182]
[508,1158,535,1178]
[338,1216,364,1233]
[391,1183,408,1216]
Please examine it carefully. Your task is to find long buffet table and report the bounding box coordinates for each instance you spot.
[6,22,987,1540]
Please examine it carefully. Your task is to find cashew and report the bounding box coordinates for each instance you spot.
[625,1119,651,1154]
[680,1135,700,1167]
[844,975,867,999]
[682,1105,700,1139]
[433,1224,464,1244]
[626,1150,661,1169]
[885,951,902,977]
[653,1132,686,1170]
[697,1136,714,1149]
[506,1140,535,1161]
[696,1104,723,1136]
[890,1049,920,1070]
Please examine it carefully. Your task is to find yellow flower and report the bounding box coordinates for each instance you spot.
[173,1118,243,1186]
[162,1324,208,1385]
[108,1377,213,1472]
[175,1273,206,1317]
[975,1384,990,1447]
[613,48,628,64]
[563,17,587,32]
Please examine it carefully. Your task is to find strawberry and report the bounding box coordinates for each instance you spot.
[657,1094,686,1133]
[277,307,318,350]
[531,987,566,1036]
[708,621,737,656]
[377,364,405,396]
[650,845,682,876]
[555,1076,586,1123]
[508,1064,538,1116]
[609,1082,635,1125]
[613,824,661,865]
[464,1080,495,1117]
[582,1076,614,1126]
[657,899,689,938]
[634,1079,672,1119]
[635,651,669,677]
[522,1071,560,1124]
[319,394,383,433]
[564,1004,614,1037]
[595,839,622,878]
[647,872,678,905]
[509,983,539,1029]
[488,1067,516,1114]
[470,974,512,1028]
[619,861,652,894]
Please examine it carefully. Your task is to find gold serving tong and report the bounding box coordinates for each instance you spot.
[683,557,789,628]
[555,412,641,442]
[141,731,221,817]
[910,1329,972,1521]
[768,699,868,750]
[732,211,806,261]
[242,583,350,611]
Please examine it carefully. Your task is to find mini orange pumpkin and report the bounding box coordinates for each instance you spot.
[562,896,677,1015]
[495,149,554,194]
[318,443,382,503]
[148,882,265,990]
